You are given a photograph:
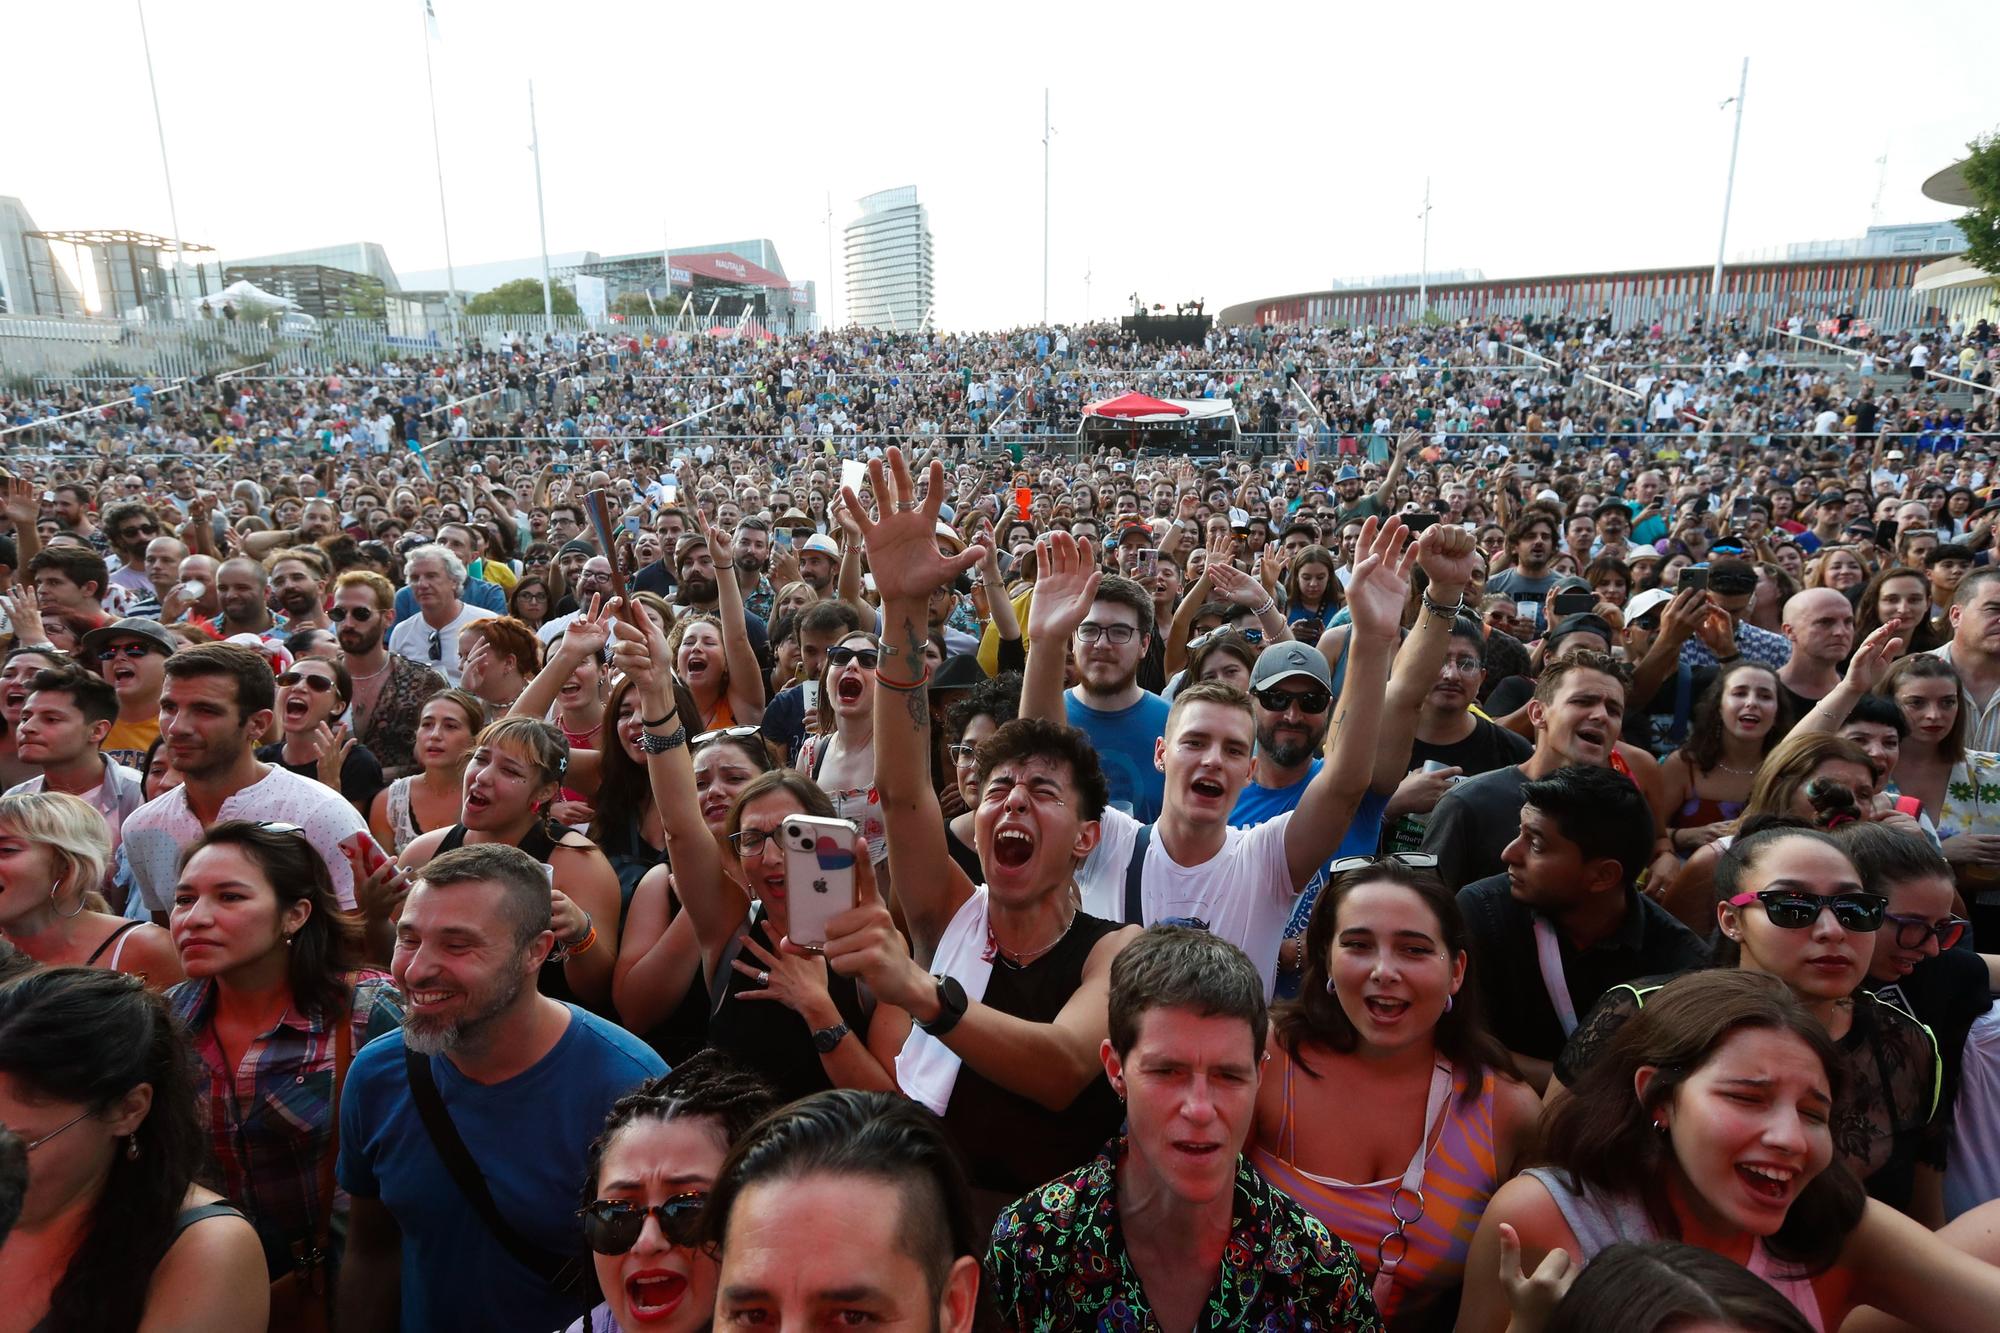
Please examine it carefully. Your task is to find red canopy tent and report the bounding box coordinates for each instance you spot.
[1085,392,1189,421]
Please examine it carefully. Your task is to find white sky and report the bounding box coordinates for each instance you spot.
[7,0,1997,330]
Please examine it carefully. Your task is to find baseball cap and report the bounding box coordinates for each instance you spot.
[1549,612,1615,647]
[80,617,178,659]
[1625,588,1676,624]
[1816,490,1846,507]
[1250,641,1332,691]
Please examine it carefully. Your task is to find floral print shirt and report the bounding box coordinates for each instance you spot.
[986,1136,1382,1332]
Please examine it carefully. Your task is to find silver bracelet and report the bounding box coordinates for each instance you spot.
[1420,590,1466,620]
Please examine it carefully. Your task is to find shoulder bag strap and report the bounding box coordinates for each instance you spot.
[1123,824,1153,927]
[307,1004,355,1264]
[402,1046,584,1292]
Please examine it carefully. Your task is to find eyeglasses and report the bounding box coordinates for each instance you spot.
[1883,911,1969,951]
[1727,889,1887,933]
[580,1193,708,1255]
[1076,622,1140,645]
[825,646,880,669]
[429,629,443,662]
[1329,852,1441,875]
[1253,686,1331,715]
[276,671,337,694]
[692,725,762,749]
[95,642,157,662]
[948,742,978,765]
[328,605,377,623]
[25,1108,93,1152]
[728,827,781,858]
[1441,655,1483,674]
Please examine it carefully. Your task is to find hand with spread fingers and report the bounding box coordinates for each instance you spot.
[843,447,984,605]
[1025,531,1102,642]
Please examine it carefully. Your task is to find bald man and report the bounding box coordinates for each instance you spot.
[1777,587,1857,725]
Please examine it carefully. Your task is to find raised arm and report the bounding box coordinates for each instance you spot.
[698,511,767,726]
[504,598,609,793]
[1373,430,1416,509]
[609,604,741,976]
[1794,622,1901,736]
[1368,524,1479,794]
[1206,560,1291,645]
[844,449,987,958]
[830,496,873,624]
[1019,531,1100,727]
[1287,516,1414,889]
[973,534,1021,644]
[1625,587,1709,709]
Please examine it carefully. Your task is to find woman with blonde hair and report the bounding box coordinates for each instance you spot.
[368,688,484,855]
[773,579,817,620]
[1807,546,1869,597]
[0,791,180,984]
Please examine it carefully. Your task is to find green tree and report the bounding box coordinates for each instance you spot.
[465,278,579,317]
[612,290,684,318]
[1963,133,2000,278]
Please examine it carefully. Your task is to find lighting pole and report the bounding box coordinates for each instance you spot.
[1712,57,1748,320]
[825,191,835,333]
[135,0,186,318]
[529,80,553,334]
[1417,177,1432,322]
[419,0,460,346]
[1042,89,1052,326]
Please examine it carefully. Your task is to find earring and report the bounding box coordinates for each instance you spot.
[1652,1118,1669,1137]
[1445,994,1454,1014]
[283,934,295,947]
[125,1135,141,1161]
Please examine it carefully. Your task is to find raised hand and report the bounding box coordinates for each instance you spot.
[1497,1224,1576,1333]
[3,585,46,646]
[698,509,738,571]
[0,477,39,528]
[1025,531,1102,641]
[1343,516,1418,640]
[1841,622,1904,695]
[609,604,674,695]
[1205,560,1269,609]
[1414,522,1481,597]
[1694,605,1737,659]
[1656,587,1710,646]
[312,723,355,792]
[554,593,614,663]
[841,448,983,605]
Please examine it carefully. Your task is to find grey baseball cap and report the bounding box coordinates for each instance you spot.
[1250,641,1332,690]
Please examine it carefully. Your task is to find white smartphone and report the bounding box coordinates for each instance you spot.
[781,814,859,950]
[801,679,819,713]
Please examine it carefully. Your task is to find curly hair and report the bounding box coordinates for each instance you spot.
[1681,660,1790,772]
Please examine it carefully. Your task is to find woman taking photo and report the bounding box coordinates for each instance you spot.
[386,716,622,1014]
[0,791,179,985]
[1655,662,1790,856]
[1286,545,1342,638]
[166,821,404,1295]
[610,606,902,1102]
[1855,566,1946,657]
[1875,655,2000,904]
[1555,825,1939,1219]
[0,966,267,1332]
[565,1051,778,1333]
[1464,969,2000,1333]
[369,688,484,856]
[1250,860,1539,1327]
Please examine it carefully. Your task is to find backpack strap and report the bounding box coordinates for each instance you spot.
[1122,824,1153,927]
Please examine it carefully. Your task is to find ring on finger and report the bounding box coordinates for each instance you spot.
[757,970,771,986]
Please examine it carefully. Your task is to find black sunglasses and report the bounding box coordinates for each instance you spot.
[1728,889,1887,933]
[429,629,443,662]
[580,1193,707,1255]
[95,642,158,662]
[328,605,376,622]
[826,646,879,669]
[1884,911,1969,951]
[276,671,336,694]
[1253,686,1331,715]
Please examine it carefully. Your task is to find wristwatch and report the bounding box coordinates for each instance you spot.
[917,975,968,1037]
[810,1021,850,1054]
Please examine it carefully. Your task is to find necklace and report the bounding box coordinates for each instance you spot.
[349,659,391,684]
[1714,760,1759,775]
[987,906,1077,969]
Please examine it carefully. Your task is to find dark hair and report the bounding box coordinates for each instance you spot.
[29,665,119,729]
[702,1090,984,1314]
[1854,565,1943,654]
[1544,1240,1817,1333]
[722,769,838,848]
[1276,863,1514,1098]
[1447,614,1487,654]
[594,673,703,840]
[972,717,1109,823]
[1681,661,1790,772]
[582,1050,779,1203]
[1833,819,1952,894]
[1519,764,1655,892]
[1843,692,1907,738]
[798,599,863,638]
[1107,924,1267,1058]
[0,968,206,1331]
[1091,573,1156,640]
[163,641,275,719]
[285,656,353,705]
[1540,970,1866,1272]
[1878,653,1967,762]
[946,671,1022,742]
[180,821,363,1020]
[26,547,109,601]
[1531,649,1629,707]
[415,842,554,951]
[1713,821,1855,931]
[1183,631,1258,686]
[1507,510,1558,545]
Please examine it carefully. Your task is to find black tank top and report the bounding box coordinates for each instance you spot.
[437,822,593,1012]
[706,905,870,1105]
[942,911,1128,1197]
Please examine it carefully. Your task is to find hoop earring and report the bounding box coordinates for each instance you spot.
[51,883,84,920]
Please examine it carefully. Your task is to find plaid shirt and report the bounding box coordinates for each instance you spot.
[167,973,404,1268]
[1679,619,1793,672]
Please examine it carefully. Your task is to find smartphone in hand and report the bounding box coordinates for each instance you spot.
[781,815,859,950]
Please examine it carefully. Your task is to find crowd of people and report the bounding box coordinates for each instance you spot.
[0,307,1999,1331]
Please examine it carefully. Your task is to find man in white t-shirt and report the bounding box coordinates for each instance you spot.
[123,642,369,916]
[1022,520,1412,993]
[387,544,494,686]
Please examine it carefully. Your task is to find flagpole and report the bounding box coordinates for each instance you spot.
[135,0,187,318]
[529,80,554,335]
[418,0,460,347]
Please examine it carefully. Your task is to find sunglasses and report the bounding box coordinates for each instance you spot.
[1727,889,1887,933]
[692,725,762,749]
[1187,626,1264,653]
[95,642,158,662]
[826,646,879,669]
[1329,852,1440,876]
[328,605,376,623]
[580,1193,707,1255]
[276,671,337,694]
[1883,911,1969,952]
[429,629,443,662]
[1252,686,1331,715]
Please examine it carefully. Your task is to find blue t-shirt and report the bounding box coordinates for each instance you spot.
[338,1005,667,1333]
[1065,690,1171,822]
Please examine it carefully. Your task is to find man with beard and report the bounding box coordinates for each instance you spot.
[733,516,777,620]
[1382,617,1531,853]
[1058,572,1170,821]
[337,843,664,1333]
[672,530,770,667]
[121,642,368,918]
[212,556,280,641]
[1420,650,1631,890]
[334,571,446,779]
[1484,511,1562,634]
[49,482,108,554]
[797,532,840,596]
[264,548,331,632]
[239,496,346,559]
[388,545,495,688]
[99,500,162,609]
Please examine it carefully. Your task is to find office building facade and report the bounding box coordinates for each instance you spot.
[843,187,933,331]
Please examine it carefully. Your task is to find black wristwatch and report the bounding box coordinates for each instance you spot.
[810,1021,850,1054]
[917,975,968,1037]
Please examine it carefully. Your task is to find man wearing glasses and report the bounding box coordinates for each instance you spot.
[1058,575,1170,821]
[333,571,446,779]
[387,545,494,689]
[100,501,163,612]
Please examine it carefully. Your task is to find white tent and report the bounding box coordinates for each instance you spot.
[194,280,300,319]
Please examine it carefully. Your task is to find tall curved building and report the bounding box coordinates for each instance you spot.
[843,186,934,331]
